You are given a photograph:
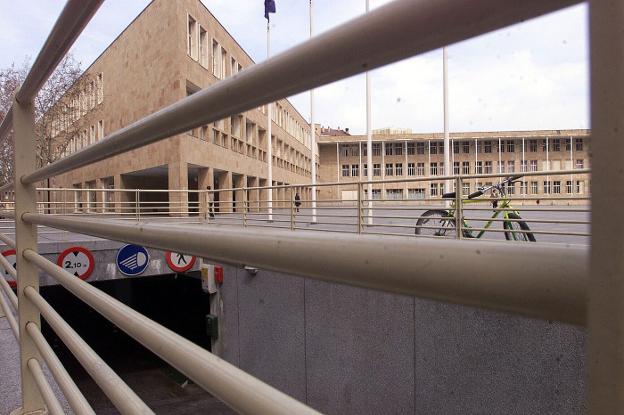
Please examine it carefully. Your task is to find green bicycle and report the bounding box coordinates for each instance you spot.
[415,175,536,242]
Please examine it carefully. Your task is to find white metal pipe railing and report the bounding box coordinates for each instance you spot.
[27,358,64,415]
[24,250,321,415]
[25,322,96,415]
[21,0,581,185]
[23,213,587,325]
[14,0,103,104]
[23,286,154,415]
[0,290,19,340]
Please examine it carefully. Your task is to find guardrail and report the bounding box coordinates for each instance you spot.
[0,0,618,414]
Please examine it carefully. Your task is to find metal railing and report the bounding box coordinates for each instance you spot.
[0,0,617,414]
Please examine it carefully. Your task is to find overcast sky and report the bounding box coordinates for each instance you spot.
[0,0,588,134]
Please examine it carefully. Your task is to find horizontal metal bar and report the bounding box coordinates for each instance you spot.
[0,289,19,340]
[23,286,154,415]
[26,322,96,415]
[15,0,103,103]
[0,271,17,310]
[462,217,590,225]
[23,214,588,325]
[22,0,580,184]
[28,358,65,415]
[25,250,321,415]
[461,226,591,237]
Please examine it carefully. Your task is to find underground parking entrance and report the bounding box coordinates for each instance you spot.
[39,272,235,414]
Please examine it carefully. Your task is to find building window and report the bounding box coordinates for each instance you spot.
[453,161,460,175]
[89,125,95,145]
[352,164,359,177]
[349,144,360,157]
[394,143,403,156]
[505,183,515,195]
[520,181,527,195]
[97,120,103,140]
[565,138,572,151]
[386,189,403,200]
[212,40,222,78]
[566,180,573,194]
[552,138,561,151]
[476,161,483,174]
[385,163,393,176]
[530,181,538,194]
[500,140,505,153]
[430,183,440,197]
[395,163,403,176]
[498,161,505,174]
[373,164,381,176]
[484,141,492,153]
[407,143,415,155]
[530,160,538,172]
[416,142,425,155]
[576,180,583,193]
[408,188,425,199]
[342,164,349,177]
[462,141,470,153]
[453,141,460,154]
[544,181,551,194]
[506,140,515,152]
[576,159,584,169]
[340,144,349,157]
[187,15,198,60]
[520,160,527,172]
[462,161,470,174]
[553,181,561,194]
[199,26,208,67]
[541,139,548,151]
[96,73,104,104]
[507,160,515,173]
[430,162,438,176]
[372,189,381,200]
[372,143,381,156]
[385,143,393,156]
[529,140,538,152]
[575,138,583,151]
[462,183,470,195]
[407,162,415,176]
[484,161,492,174]
[231,115,242,137]
[416,162,425,176]
[430,142,438,155]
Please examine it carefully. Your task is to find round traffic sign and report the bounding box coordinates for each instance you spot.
[57,246,95,281]
[1,249,16,288]
[165,252,196,273]
[116,244,150,276]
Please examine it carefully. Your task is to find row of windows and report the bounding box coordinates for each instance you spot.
[50,73,104,138]
[187,14,310,147]
[369,180,586,200]
[341,159,586,178]
[339,138,586,158]
[61,120,104,157]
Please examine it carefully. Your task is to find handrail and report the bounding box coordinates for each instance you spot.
[26,322,96,415]
[14,0,103,104]
[23,286,154,415]
[21,0,581,185]
[0,289,19,340]
[27,358,65,415]
[23,213,588,325]
[24,250,322,415]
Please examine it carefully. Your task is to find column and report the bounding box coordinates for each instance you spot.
[168,161,188,217]
[198,167,212,217]
[248,177,259,212]
[234,174,247,213]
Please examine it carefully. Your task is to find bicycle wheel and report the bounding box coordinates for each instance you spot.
[415,209,456,237]
[503,212,536,242]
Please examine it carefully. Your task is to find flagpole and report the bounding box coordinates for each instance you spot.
[267,20,273,222]
[366,0,373,225]
[443,47,450,195]
[309,0,317,223]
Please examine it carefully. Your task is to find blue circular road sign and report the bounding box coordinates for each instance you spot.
[116,244,150,276]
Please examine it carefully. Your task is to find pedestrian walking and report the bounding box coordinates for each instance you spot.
[294,192,301,213]
[207,186,215,218]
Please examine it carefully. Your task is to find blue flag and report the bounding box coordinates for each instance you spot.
[264,0,276,21]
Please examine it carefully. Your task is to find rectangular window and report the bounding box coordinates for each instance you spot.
[187,15,197,59]
[373,164,381,176]
[453,141,460,154]
[231,115,242,138]
[507,140,515,153]
[231,57,238,75]
[430,142,438,155]
[565,138,572,151]
[340,144,349,157]
[385,163,393,176]
[520,181,527,195]
[576,180,582,193]
[498,162,505,174]
[529,140,538,152]
[416,162,425,176]
[476,161,483,174]
[576,159,584,169]
[552,138,561,151]
[453,161,460,175]
[462,161,470,175]
[430,183,439,197]
[462,183,470,195]
[97,120,103,140]
[566,180,573,194]
[372,143,381,156]
[575,138,583,151]
[553,181,561,194]
[385,143,393,156]
[484,161,492,174]
[394,143,403,155]
[544,181,551,194]
[97,73,104,104]
[530,181,538,194]
[505,183,515,195]
[342,164,349,177]
[484,141,492,153]
[507,160,515,173]
[395,163,403,176]
[407,143,416,155]
[541,139,548,151]
[407,162,415,176]
[416,142,425,154]
[386,189,403,200]
[408,188,425,199]
[348,144,360,157]
[199,26,208,67]
[530,160,538,172]
[462,141,470,153]
[520,160,527,172]
[430,162,438,176]
[212,40,221,78]
[500,140,505,153]
[372,189,382,200]
[221,47,227,77]
[352,164,359,177]
[363,164,368,177]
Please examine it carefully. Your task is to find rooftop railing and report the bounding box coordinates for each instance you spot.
[0,0,617,414]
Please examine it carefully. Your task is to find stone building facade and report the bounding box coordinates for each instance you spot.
[52,0,317,213]
[318,129,590,203]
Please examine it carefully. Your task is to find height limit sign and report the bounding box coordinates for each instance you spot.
[57,246,95,281]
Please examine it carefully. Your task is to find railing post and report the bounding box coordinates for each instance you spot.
[13,98,46,413]
[135,189,140,221]
[290,187,295,230]
[357,182,363,234]
[243,187,248,227]
[455,176,462,239]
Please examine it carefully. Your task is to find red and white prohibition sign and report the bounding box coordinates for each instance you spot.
[165,251,196,273]
[1,249,16,288]
[57,246,95,281]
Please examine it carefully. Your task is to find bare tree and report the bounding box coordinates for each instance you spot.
[0,55,94,187]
